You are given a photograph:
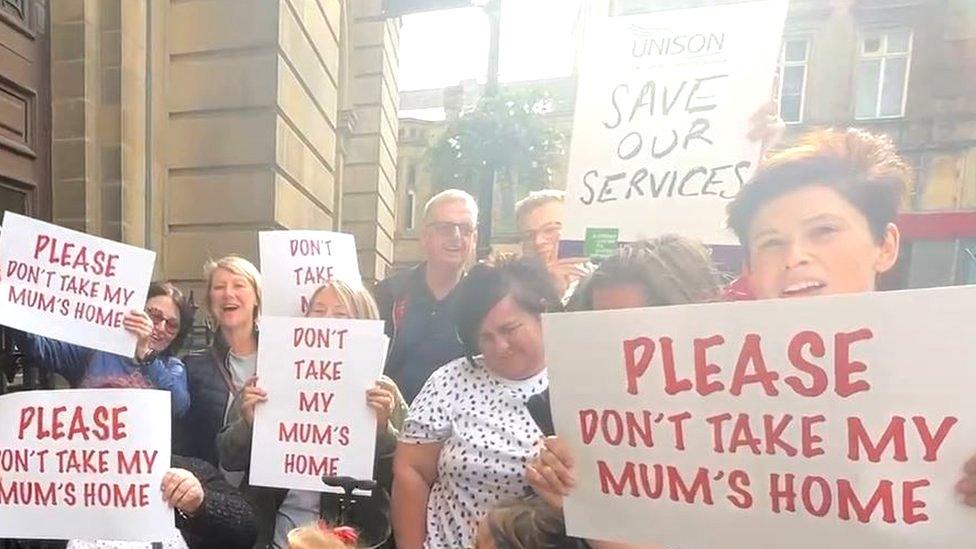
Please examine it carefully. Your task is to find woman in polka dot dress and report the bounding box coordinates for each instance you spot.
[391,256,558,549]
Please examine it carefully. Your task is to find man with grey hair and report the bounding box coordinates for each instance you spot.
[516,189,590,300]
[374,189,478,403]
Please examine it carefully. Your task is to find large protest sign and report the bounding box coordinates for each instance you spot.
[0,389,172,541]
[543,286,976,548]
[260,230,362,317]
[561,0,787,251]
[0,212,156,356]
[250,316,387,492]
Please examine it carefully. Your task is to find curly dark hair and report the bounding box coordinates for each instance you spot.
[568,235,720,311]
[452,254,560,357]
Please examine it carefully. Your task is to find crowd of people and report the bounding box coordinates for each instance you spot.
[3,124,975,549]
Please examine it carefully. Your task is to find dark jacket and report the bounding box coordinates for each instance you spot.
[373,263,466,404]
[174,455,258,549]
[174,332,238,465]
[10,330,190,417]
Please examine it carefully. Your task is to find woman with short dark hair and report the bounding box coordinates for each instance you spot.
[392,256,558,548]
[6,281,193,417]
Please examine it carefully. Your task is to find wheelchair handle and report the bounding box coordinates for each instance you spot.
[321,475,377,494]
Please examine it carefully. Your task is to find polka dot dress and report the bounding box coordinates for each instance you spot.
[401,356,547,549]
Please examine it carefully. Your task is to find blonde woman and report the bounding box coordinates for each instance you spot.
[174,255,262,466]
[218,280,406,548]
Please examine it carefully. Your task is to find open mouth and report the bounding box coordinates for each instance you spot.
[221,303,241,312]
[781,280,826,297]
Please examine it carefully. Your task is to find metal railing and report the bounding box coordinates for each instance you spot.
[0,326,52,395]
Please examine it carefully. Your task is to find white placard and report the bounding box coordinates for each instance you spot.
[0,212,156,356]
[0,389,173,541]
[249,316,386,492]
[561,1,788,248]
[544,286,976,548]
[259,230,362,317]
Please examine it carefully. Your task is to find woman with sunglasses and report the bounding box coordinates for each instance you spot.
[6,281,194,417]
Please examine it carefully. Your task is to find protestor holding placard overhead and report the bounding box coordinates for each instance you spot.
[217,280,403,548]
[5,281,192,417]
[375,189,476,404]
[175,255,262,466]
[392,256,557,549]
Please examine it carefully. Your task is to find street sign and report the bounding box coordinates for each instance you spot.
[383,0,476,17]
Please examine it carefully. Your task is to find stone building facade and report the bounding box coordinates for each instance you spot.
[1,0,401,300]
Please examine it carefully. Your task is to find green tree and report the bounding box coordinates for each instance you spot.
[427,88,567,218]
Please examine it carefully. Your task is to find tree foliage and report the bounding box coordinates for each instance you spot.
[427,88,567,198]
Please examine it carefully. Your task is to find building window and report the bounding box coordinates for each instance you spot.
[778,38,809,124]
[405,189,416,230]
[855,28,912,119]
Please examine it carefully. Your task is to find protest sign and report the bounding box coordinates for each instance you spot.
[543,286,976,548]
[0,389,172,541]
[260,230,362,317]
[0,212,156,356]
[560,0,788,251]
[249,315,387,492]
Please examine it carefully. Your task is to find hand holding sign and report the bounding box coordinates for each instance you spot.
[122,309,155,360]
[367,379,398,428]
[160,468,204,517]
[955,454,976,506]
[240,376,268,426]
[527,436,576,510]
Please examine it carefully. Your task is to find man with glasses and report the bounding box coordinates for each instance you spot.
[375,189,478,403]
[515,190,591,302]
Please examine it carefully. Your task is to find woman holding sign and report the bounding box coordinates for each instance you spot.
[175,255,262,466]
[6,281,192,417]
[529,129,976,543]
[217,279,406,548]
[391,256,558,549]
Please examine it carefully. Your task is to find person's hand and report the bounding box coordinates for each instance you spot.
[548,258,590,296]
[240,376,268,426]
[747,100,785,154]
[123,310,154,360]
[956,453,976,506]
[367,379,397,427]
[526,436,576,509]
[161,468,204,517]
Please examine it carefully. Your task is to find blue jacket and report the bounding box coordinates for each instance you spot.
[12,330,190,417]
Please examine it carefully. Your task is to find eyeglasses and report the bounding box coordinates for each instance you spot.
[146,307,180,335]
[427,221,476,238]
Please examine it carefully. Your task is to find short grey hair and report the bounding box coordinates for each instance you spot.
[515,189,565,227]
[424,189,479,223]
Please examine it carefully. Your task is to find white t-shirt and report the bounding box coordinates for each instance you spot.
[223,350,257,487]
[401,356,547,549]
[227,350,257,393]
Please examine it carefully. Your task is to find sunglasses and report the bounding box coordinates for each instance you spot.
[146,307,181,335]
[427,221,476,238]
